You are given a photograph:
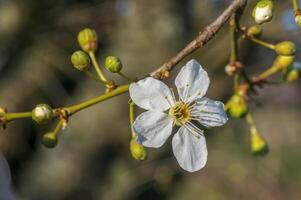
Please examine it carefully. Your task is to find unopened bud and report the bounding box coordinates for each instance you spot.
[228,94,248,118]
[275,41,296,56]
[250,127,268,156]
[252,0,274,24]
[77,28,98,52]
[273,55,294,71]
[295,15,301,28]
[225,64,236,76]
[42,132,58,148]
[130,139,147,161]
[32,104,53,124]
[286,69,299,82]
[104,56,123,73]
[71,50,90,71]
[246,25,262,37]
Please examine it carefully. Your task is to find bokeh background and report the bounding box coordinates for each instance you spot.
[0,0,301,199]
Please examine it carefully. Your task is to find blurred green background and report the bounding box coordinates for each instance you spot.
[0,0,301,199]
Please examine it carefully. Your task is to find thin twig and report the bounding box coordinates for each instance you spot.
[150,0,247,79]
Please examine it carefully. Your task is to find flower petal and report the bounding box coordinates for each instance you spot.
[133,110,173,148]
[172,126,207,172]
[175,59,210,103]
[129,77,174,111]
[192,97,228,127]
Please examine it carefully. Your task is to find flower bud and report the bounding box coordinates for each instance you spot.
[104,56,123,73]
[246,25,262,37]
[275,41,296,56]
[284,62,301,82]
[71,50,90,71]
[130,139,147,161]
[225,64,236,76]
[77,28,98,52]
[285,69,299,82]
[273,55,294,71]
[252,0,274,24]
[295,15,301,28]
[41,132,58,148]
[228,94,248,118]
[250,127,268,156]
[32,104,53,124]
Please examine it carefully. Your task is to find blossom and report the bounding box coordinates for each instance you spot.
[129,59,228,172]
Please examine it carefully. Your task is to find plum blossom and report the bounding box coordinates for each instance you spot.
[129,59,228,172]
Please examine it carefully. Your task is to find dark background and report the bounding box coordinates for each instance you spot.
[0,0,301,199]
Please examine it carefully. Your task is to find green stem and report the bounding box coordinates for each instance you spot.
[66,84,130,114]
[256,66,278,80]
[88,51,108,83]
[293,0,300,13]
[129,100,136,138]
[229,16,238,63]
[250,37,275,50]
[233,73,239,93]
[84,71,111,84]
[4,112,32,121]
[245,113,259,136]
[53,120,63,136]
[1,84,130,122]
[118,72,136,82]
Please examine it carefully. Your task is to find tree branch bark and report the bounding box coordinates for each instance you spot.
[150,0,247,79]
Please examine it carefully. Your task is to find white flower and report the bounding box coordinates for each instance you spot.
[129,59,228,172]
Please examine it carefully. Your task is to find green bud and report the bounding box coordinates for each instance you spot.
[285,69,299,82]
[77,28,98,52]
[250,127,268,156]
[42,132,58,148]
[228,94,248,118]
[273,55,295,71]
[104,56,123,73]
[252,0,274,24]
[295,15,301,28]
[246,25,262,37]
[130,139,147,161]
[275,41,296,56]
[71,50,90,71]
[32,104,53,124]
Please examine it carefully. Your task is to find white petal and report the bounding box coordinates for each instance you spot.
[129,77,174,111]
[172,126,207,172]
[175,59,210,103]
[133,110,173,148]
[192,97,228,128]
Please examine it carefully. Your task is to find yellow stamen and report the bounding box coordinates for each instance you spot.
[168,101,192,126]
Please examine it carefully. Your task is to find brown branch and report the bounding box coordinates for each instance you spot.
[150,0,247,79]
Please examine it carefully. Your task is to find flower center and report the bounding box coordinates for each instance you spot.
[168,101,191,126]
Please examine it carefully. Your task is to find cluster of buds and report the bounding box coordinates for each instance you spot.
[252,0,274,24]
